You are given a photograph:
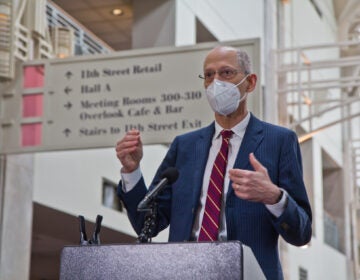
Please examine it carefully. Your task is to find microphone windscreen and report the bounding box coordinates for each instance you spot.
[161,167,179,184]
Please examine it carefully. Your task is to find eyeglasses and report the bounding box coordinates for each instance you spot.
[198,67,241,82]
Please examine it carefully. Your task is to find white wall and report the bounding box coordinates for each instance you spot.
[176,0,265,81]
[179,0,264,42]
[33,145,168,240]
[284,0,336,47]
[287,237,348,280]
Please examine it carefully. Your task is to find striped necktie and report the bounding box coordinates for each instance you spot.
[198,129,233,241]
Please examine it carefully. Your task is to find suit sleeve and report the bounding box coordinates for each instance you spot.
[269,131,312,246]
[117,137,179,237]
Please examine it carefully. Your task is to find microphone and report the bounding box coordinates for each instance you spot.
[137,167,179,211]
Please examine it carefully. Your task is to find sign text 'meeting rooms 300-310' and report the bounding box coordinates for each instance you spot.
[76,63,201,132]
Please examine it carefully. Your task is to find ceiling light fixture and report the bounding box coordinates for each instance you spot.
[112,8,123,16]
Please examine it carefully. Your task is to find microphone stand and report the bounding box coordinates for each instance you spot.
[137,200,158,243]
[79,215,88,245]
[78,215,103,245]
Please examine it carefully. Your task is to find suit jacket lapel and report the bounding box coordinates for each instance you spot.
[226,114,263,200]
[192,123,215,207]
[233,114,264,170]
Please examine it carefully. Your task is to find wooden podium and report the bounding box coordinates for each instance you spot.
[60,241,265,280]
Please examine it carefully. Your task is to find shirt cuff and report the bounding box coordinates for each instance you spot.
[265,189,288,218]
[121,167,142,193]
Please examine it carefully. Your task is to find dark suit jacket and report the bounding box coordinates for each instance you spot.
[118,114,312,280]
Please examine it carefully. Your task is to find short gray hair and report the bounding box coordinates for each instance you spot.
[236,49,252,75]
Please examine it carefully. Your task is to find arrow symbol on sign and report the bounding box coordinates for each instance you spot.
[64,102,72,110]
[48,91,54,95]
[64,86,72,94]
[65,71,73,79]
[63,128,71,137]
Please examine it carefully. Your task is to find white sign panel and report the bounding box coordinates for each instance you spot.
[0,39,260,153]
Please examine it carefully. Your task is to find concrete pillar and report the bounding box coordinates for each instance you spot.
[0,154,34,280]
[174,0,195,46]
[276,0,288,127]
[263,0,277,123]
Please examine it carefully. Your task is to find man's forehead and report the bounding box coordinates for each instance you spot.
[214,45,237,52]
[204,47,238,68]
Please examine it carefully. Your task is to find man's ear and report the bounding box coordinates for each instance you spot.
[247,74,257,92]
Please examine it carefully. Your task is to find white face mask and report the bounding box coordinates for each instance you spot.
[205,74,249,116]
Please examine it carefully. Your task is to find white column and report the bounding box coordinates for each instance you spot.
[0,154,34,280]
[263,0,277,123]
[175,0,195,46]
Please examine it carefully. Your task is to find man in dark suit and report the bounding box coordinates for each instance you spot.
[116,46,312,280]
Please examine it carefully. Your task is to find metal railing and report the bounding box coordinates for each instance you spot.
[46,1,113,56]
[275,40,360,278]
[0,0,113,81]
[276,40,360,138]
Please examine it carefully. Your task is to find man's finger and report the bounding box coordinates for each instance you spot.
[249,153,266,173]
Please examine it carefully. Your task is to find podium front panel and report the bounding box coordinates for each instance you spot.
[60,241,265,280]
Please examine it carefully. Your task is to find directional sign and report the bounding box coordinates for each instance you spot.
[0,39,261,153]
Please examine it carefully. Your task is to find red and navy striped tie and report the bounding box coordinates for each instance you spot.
[198,130,233,241]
